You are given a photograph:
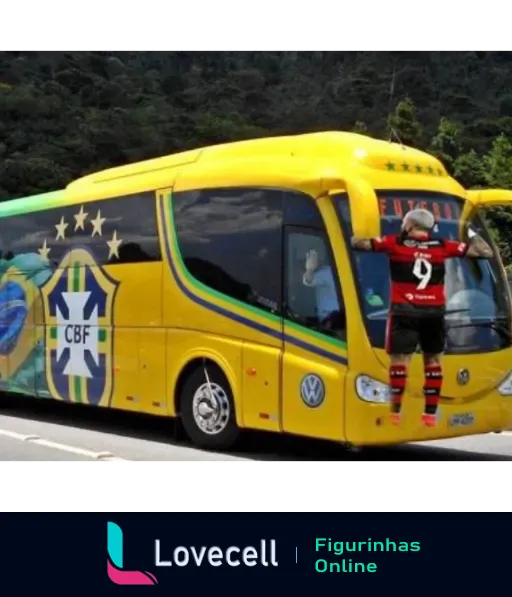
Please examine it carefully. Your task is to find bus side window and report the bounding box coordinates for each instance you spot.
[284,228,346,341]
[0,193,162,268]
[173,187,284,316]
[283,191,346,341]
[0,209,67,268]
[72,192,162,265]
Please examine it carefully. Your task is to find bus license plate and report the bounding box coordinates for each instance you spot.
[449,413,475,428]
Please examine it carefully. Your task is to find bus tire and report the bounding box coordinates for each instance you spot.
[179,364,239,451]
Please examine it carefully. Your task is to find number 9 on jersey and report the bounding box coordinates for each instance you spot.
[412,257,433,290]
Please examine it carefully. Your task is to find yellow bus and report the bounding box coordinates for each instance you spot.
[1,131,512,450]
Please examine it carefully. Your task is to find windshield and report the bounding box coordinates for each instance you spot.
[336,190,512,354]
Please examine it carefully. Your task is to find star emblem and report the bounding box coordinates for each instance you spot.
[55,216,69,240]
[38,238,51,260]
[106,230,123,260]
[74,205,89,231]
[90,210,106,237]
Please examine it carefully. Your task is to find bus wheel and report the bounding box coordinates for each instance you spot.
[179,364,239,451]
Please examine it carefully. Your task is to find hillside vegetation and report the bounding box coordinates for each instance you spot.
[1,51,512,261]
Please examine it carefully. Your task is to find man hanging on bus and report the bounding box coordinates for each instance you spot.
[351,208,493,427]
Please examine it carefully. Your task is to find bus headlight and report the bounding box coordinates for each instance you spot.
[497,371,512,396]
[355,375,391,403]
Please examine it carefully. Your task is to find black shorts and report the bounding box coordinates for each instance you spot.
[386,314,446,356]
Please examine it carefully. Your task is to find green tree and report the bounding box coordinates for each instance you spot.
[483,133,512,188]
[481,134,512,264]
[430,117,461,173]
[352,120,368,134]
[453,149,486,188]
[387,97,424,148]
[5,51,512,205]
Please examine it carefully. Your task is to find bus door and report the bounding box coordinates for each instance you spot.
[280,182,381,442]
[280,206,350,442]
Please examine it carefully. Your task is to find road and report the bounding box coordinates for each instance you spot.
[0,395,511,460]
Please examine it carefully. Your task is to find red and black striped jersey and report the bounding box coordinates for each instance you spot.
[371,234,469,316]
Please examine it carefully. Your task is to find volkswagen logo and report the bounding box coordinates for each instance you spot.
[457,369,470,386]
[300,374,325,408]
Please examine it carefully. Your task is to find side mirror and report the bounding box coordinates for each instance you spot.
[328,176,380,238]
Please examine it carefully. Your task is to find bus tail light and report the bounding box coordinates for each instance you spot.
[355,376,391,403]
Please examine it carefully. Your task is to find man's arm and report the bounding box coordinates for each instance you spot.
[351,236,393,253]
[466,230,493,259]
[351,237,374,251]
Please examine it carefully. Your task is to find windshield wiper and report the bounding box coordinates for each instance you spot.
[447,320,511,341]
[367,307,471,320]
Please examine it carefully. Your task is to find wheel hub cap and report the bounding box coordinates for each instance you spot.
[192,382,230,435]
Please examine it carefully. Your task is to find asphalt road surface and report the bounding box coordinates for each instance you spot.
[0,395,511,460]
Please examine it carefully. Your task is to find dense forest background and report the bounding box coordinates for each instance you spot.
[2,51,512,263]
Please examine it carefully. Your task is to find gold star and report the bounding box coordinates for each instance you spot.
[55,216,69,240]
[74,205,88,231]
[90,210,106,237]
[38,239,51,260]
[106,230,123,260]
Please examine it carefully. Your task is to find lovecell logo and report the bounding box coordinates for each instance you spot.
[107,522,158,586]
[107,521,278,585]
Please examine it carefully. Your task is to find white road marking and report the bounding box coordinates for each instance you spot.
[0,415,512,464]
[0,423,510,462]
[0,428,128,460]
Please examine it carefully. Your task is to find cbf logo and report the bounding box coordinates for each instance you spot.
[300,373,325,408]
[41,247,118,406]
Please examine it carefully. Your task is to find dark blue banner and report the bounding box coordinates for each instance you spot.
[1,513,508,595]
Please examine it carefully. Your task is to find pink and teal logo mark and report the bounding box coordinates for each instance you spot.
[107,522,158,586]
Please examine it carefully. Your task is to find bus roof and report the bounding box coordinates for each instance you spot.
[67,131,444,188]
[0,131,450,218]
